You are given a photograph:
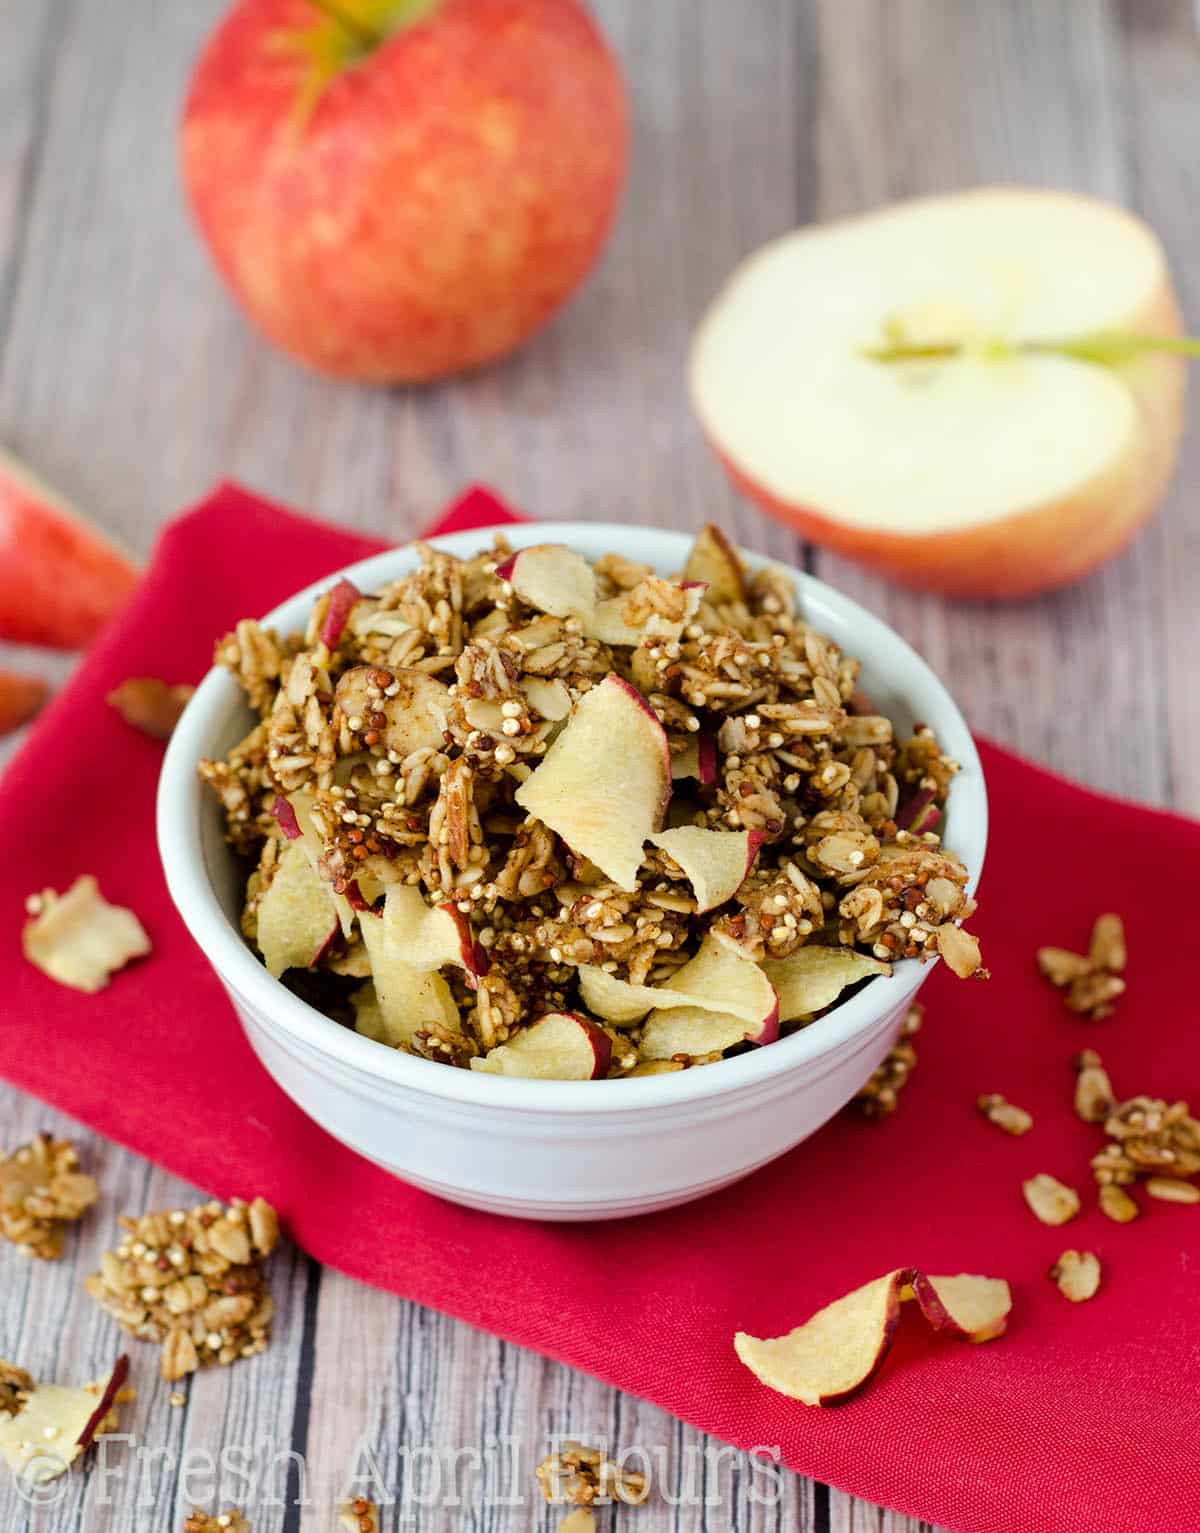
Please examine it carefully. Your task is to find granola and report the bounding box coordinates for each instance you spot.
[0,1362,33,1418]
[200,527,982,1078]
[852,1003,921,1117]
[1091,1089,1200,1219]
[85,1196,279,1381]
[1048,1250,1101,1303]
[338,1500,380,1533]
[976,1094,1033,1136]
[184,1513,250,1533]
[1037,912,1126,1019]
[535,1441,648,1507]
[0,1134,99,1259]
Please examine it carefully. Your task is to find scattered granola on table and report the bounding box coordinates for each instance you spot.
[976,1093,1033,1136]
[1072,1049,1115,1123]
[184,1513,251,1533]
[1037,911,1126,1019]
[22,876,151,993]
[1048,1250,1101,1303]
[1091,1090,1200,1222]
[535,1441,649,1507]
[107,677,195,739]
[0,1133,99,1259]
[0,1362,33,1418]
[1022,1173,1081,1226]
[85,1195,279,1381]
[199,527,981,1080]
[338,1499,380,1533]
[852,1003,921,1118]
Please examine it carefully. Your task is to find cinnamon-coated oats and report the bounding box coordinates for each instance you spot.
[0,1134,98,1259]
[535,1441,649,1506]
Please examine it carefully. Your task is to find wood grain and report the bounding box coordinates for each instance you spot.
[1,0,1197,1528]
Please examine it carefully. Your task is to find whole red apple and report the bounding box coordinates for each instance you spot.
[181,0,627,382]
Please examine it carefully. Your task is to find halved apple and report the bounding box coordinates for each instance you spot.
[470,1012,612,1079]
[682,523,746,603]
[514,675,670,892]
[335,666,450,757]
[357,912,459,1046]
[380,884,489,988]
[496,544,597,623]
[319,578,361,649]
[0,448,141,647]
[648,827,762,912]
[762,946,891,1022]
[255,841,339,977]
[691,189,1186,598]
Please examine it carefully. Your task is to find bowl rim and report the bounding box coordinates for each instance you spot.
[157,521,987,1114]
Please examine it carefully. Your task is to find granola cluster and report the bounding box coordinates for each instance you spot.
[0,1134,99,1259]
[1037,912,1125,1019]
[85,1196,279,1381]
[0,1362,33,1418]
[1091,1089,1200,1221]
[535,1441,649,1507]
[338,1499,380,1532]
[852,1003,922,1117]
[184,1513,250,1533]
[200,527,981,1077]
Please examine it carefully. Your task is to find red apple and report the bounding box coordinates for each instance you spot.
[181,0,627,383]
[0,448,140,648]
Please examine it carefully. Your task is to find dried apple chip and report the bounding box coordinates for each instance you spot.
[733,1268,913,1405]
[22,876,151,993]
[762,945,891,1022]
[0,1354,130,1485]
[909,1273,1012,1342]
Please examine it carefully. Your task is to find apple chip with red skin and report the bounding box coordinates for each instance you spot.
[735,1269,1011,1406]
[254,840,339,978]
[471,1012,613,1080]
[0,1354,130,1484]
[648,826,762,913]
[515,674,671,892]
[762,945,892,1022]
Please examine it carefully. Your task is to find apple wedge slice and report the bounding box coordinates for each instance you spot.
[638,1005,751,1060]
[682,523,746,603]
[648,827,762,912]
[0,1354,130,1482]
[380,884,489,988]
[762,946,891,1022]
[0,448,141,647]
[470,1012,612,1080]
[0,669,48,737]
[496,544,597,623]
[908,1274,1012,1343]
[734,1269,914,1406]
[691,188,1186,598]
[514,675,670,892]
[255,841,339,978]
[357,913,459,1046]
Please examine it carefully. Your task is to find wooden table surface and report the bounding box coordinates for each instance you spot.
[1,1,1197,1529]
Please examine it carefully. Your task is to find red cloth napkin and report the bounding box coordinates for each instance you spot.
[2,482,1197,1533]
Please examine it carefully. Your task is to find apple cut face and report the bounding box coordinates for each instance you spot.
[357,914,459,1047]
[762,946,891,1022]
[691,189,1185,597]
[255,841,339,978]
[471,1012,612,1080]
[514,675,671,892]
[380,884,488,987]
[648,826,762,913]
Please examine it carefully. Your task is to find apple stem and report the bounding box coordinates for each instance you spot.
[303,0,382,47]
[863,330,1200,366]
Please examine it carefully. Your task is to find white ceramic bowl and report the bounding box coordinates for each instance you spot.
[158,524,986,1221]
